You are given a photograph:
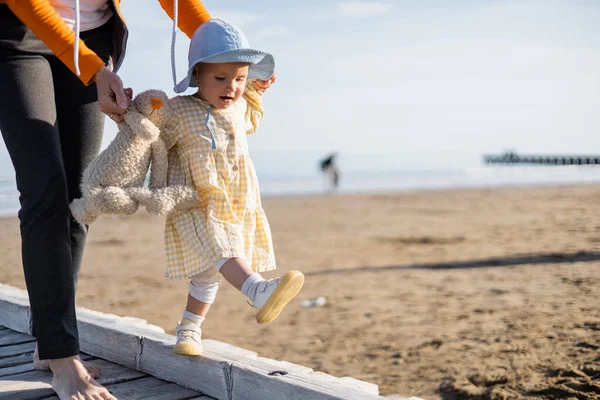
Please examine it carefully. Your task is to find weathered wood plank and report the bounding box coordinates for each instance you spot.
[0,354,95,378]
[102,325,386,400]
[0,353,31,369]
[199,344,382,399]
[0,331,35,347]
[202,340,257,358]
[0,362,33,378]
[186,397,216,400]
[308,372,379,395]
[136,333,230,400]
[78,307,165,333]
[0,342,35,359]
[339,376,380,395]
[13,309,230,400]
[74,313,231,399]
[74,306,168,370]
[43,376,207,400]
[0,369,50,399]
[0,285,30,335]
[228,363,385,400]
[103,378,203,400]
[76,315,141,370]
[0,294,227,400]
[202,340,312,375]
[0,359,145,399]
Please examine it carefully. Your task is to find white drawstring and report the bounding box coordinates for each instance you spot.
[170,0,179,89]
[205,105,217,150]
[73,0,81,76]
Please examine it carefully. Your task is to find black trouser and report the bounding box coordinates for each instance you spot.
[0,6,113,360]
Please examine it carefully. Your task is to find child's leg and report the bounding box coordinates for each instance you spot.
[186,270,221,316]
[218,258,304,324]
[173,269,221,356]
[218,257,253,290]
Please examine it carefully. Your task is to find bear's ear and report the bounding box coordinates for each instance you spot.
[151,97,164,110]
[124,109,160,141]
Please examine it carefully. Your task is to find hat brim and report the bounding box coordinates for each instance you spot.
[174,49,275,93]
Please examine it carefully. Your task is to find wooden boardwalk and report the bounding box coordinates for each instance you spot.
[0,284,419,400]
[0,326,214,399]
[483,151,600,165]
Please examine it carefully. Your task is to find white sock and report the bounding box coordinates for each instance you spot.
[182,310,205,326]
[241,272,264,303]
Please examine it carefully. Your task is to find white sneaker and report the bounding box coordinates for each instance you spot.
[252,270,304,324]
[173,319,203,356]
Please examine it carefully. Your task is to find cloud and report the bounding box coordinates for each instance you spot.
[337,1,394,18]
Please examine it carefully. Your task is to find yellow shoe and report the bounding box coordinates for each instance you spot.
[253,271,304,324]
[173,319,203,356]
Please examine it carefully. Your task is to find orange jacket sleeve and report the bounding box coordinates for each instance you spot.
[4,0,211,85]
[157,0,212,39]
[5,0,106,85]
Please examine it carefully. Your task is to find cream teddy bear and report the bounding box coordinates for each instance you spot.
[70,89,197,225]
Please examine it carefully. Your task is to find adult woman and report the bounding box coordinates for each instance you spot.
[0,1,210,398]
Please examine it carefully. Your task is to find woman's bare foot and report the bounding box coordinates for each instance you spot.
[33,345,100,379]
[49,356,116,400]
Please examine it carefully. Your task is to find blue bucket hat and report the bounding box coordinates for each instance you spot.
[173,19,275,93]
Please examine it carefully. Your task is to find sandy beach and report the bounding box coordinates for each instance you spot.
[1,184,600,399]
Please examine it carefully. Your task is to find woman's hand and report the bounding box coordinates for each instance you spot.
[94,66,132,122]
[252,73,276,94]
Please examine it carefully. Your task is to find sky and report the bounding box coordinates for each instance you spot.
[0,0,599,177]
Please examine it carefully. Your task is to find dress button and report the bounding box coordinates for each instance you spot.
[232,165,238,171]
[232,199,239,205]
[228,134,235,140]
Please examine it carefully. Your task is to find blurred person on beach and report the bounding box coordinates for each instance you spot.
[0,1,210,398]
[320,152,340,193]
[161,19,304,356]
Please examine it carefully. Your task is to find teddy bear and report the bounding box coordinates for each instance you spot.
[69,89,197,226]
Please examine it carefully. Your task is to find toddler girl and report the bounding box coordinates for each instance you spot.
[162,19,304,356]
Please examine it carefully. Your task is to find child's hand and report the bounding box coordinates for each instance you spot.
[252,73,276,94]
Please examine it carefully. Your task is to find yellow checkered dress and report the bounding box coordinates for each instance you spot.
[162,86,276,281]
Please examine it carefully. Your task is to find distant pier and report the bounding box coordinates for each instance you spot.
[483,152,600,165]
